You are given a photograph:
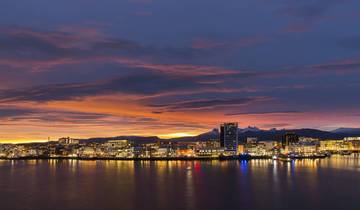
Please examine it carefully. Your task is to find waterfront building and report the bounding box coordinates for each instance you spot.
[220,122,239,154]
[246,144,267,156]
[176,148,195,157]
[0,151,6,158]
[344,137,360,141]
[80,146,96,157]
[281,132,299,147]
[289,144,318,156]
[152,147,169,157]
[319,140,347,152]
[348,141,360,151]
[237,144,245,154]
[258,141,276,151]
[343,137,360,152]
[138,143,157,158]
[243,141,275,156]
[28,149,38,156]
[196,148,224,157]
[115,148,135,158]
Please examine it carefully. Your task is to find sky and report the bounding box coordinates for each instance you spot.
[0,0,360,142]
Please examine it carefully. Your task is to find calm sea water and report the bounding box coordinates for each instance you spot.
[0,155,359,210]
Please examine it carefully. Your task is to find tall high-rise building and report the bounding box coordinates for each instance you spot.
[220,123,239,152]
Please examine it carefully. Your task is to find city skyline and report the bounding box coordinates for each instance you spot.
[1,121,359,159]
[1,2,359,210]
[1,0,360,142]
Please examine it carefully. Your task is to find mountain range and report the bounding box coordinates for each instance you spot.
[331,127,360,134]
[80,127,360,144]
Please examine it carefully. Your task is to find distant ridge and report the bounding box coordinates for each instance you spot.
[331,127,360,134]
[78,127,360,144]
[81,136,161,144]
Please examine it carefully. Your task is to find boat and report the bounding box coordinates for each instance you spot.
[273,154,292,162]
[320,151,332,157]
[339,151,352,156]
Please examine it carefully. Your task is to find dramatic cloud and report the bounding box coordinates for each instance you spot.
[148,97,271,112]
[0,0,360,141]
[0,107,35,118]
[0,27,206,73]
[0,73,217,102]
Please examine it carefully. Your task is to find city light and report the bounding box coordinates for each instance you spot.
[0,123,359,161]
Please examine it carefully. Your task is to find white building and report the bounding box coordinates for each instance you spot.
[58,137,79,145]
[104,140,131,149]
[247,137,258,144]
[344,137,360,141]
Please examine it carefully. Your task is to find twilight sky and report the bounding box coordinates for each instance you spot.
[1,0,360,142]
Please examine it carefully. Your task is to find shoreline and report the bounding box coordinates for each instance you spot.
[0,155,331,161]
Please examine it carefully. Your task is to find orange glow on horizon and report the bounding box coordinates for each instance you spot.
[159,132,199,139]
[1,95,360,143]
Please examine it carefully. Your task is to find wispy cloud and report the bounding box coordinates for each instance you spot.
[338,35,360,50]
[225,110,303,116]
[191,35,269,50]
[311,58,360,73]
[276,0,344,33]
[0,26,205,73]
[148,97,271,112]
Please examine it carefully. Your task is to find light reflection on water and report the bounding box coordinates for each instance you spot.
[0,155,359,210]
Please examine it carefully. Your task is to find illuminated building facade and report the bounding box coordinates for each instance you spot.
[281,132,299,147]
[289,144,318,156]
[220,122,239,153]
[104,140,131,149]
